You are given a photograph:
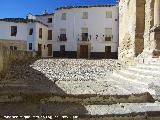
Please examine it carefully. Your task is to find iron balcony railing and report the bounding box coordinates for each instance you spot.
[58,34,67,41]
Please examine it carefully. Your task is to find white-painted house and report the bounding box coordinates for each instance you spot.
[0,4,119,59]
[53,5,119,58]
[0,17,53,57]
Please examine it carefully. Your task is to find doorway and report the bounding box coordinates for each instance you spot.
[47,44,52,56]
[38,44,42,56]
[80,45,88,58]
[105,46,111,58]
[60,45,65,57]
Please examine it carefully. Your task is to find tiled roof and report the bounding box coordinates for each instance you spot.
[0,18,48,26]
[55,4,117,10]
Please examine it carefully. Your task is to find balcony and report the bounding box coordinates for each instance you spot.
[58,34,67,41]
[77,35,91,43]
[105,35,113,42]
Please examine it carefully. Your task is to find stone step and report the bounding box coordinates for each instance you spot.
[135,64,160,71]
[110,73,148,86]
[108,74,155,95]
[116,70,152,83]
[0,92,155,105]
[120,68,160,79]
[126,67,160,77]
[85,102,160,116]
[0,101,160,117]
[145,61,160,66]
[116,69,160,88]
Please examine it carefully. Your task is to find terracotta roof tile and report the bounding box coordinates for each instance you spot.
[55,4,117,10]
[0,18,48,26]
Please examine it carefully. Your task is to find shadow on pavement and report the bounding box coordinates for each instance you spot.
[0,59,88,116]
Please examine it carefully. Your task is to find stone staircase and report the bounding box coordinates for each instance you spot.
[0,59,160,119]
[109,58,160,100]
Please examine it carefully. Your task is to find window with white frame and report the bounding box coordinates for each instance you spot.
[60,28,66,34]
[82,27,88,33]
[105,28,112,35]
[105,28,112,41]
[61,13,67,20]
[106,11,112,18]
[82,12,88,19]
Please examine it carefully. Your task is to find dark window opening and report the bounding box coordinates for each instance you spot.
[11,26,17,36]
[82,33,88,41]
[39,28,42,38]
[14,46,17,50]
[48,18,52,23]
[48,30,52,40]
[10,46,13,50]
[29,28,33,35]
[29,43,32,50]
[10,46,17,50]
[59,34,67,41]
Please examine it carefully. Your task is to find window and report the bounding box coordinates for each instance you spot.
[39,28,42,38]
[48,30,52,40]
[61,13,67,20]
[82,12,88,19]
[14,46,17,50]
[60,28,67,41]
[60,28,66,34]
[29,28,33,35]
[29,43,32,50]
[10,46,13,50]
[48,18,52,23]
[105,28,112,35]
[10,46,17,50]
[81,28,88,41]
[106,11,112,18]
[105,46,111,53]
[11,26,17,36]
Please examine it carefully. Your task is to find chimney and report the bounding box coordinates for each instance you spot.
[43,10,48,15]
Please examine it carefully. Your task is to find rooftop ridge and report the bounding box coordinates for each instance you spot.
[35,13,54,17]
[55,4,117,10]
[0,18,48,26]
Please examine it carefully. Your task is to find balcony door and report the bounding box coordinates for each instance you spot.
[81,28,88,41]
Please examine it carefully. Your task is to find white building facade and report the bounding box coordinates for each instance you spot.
[0,5,118,59]
[0,14,54,57]
[53,5,119,58]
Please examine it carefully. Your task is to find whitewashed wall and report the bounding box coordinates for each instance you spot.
[53,6,119,52]
[0,21,28,41]
[35,23,49,57]
[0,21,51,57]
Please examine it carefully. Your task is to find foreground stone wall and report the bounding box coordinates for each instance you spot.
[118,0,145,64]
[118,0,136,64]
[0,39,27,51]
[0,46,32,78]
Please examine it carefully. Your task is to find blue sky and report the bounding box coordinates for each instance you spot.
[0,0,116,18]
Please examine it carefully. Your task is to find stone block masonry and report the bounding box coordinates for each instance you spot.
[119,0,160,63]
[0,45,32,78]
[118,0,145,64]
